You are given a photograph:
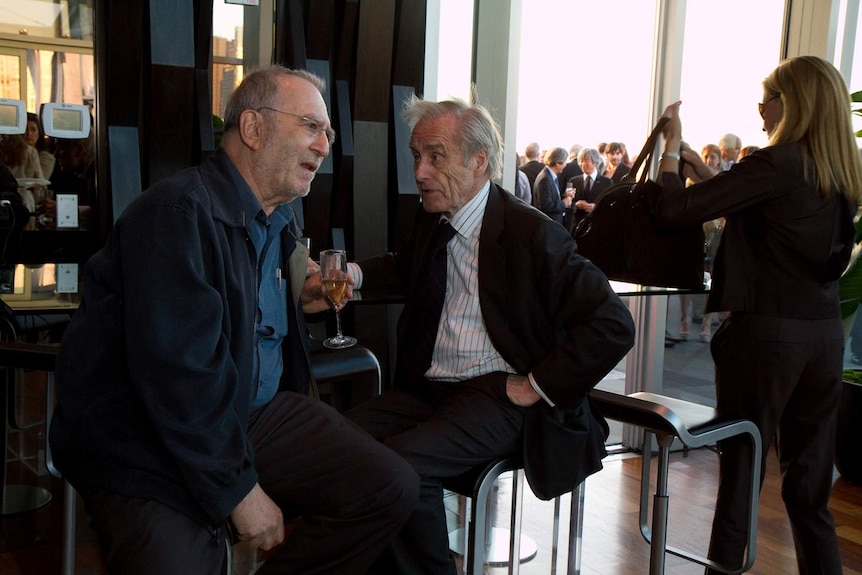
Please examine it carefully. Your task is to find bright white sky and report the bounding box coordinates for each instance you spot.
[212,0,862,153]
[434,0,786,156]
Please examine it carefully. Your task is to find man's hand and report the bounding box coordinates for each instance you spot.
[575,200,594,213]
[506,375,541,407]
[301,258,354,313]
[230,483,284,552]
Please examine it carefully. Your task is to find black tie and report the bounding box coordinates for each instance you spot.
[584,175,592,194]
[403,221,457,386]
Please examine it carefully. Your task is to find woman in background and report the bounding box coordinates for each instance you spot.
[24,112,55,179]
[651,56,861,574]
[0,133,45,218]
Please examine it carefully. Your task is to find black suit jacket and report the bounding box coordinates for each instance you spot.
[606,163,631,183]
[359,183,635,498]
[532,166,566,225]
[569,173,613,232]
[558,160,583,194]
[519,160,544,190]
[650,143,854,319]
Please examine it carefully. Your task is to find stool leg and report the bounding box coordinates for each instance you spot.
[60,480,76,575]
[649,435,673,575]
[469,476,491,575]
[507,469,524,575]
[566,482,585,575]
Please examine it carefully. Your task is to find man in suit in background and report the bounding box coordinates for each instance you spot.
[569,147,613,233]
[558,143,583,195]
[346,97,635,574]
[518,141,544,189]
[532,146,573,226]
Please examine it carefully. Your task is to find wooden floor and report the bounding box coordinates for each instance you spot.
[2,441,861,574]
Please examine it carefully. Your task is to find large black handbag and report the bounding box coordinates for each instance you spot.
[572,118,705,290]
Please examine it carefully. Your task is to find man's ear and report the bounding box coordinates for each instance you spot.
[473,151,488,174]
[238,109,264,151]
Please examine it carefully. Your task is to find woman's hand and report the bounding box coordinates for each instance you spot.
[680,148,717,183]
[660,100,683,147]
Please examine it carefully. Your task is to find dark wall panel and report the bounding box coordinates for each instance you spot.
[354,0,396,122]
[353,121,389,260]
[96,0,428,384]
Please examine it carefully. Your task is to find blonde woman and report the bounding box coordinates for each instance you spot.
[652,56,862,574]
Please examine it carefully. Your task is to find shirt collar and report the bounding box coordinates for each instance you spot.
[447,180,490,239]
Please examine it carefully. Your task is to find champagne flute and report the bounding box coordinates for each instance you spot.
[319,249,357,349]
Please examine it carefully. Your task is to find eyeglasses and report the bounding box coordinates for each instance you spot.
[257,107,336,145]
[757,95,780,118]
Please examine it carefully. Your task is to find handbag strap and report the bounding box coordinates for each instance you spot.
[589,116,670,206]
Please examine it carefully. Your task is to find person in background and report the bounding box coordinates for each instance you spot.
[0,132,45,217]
[531,146,572,225]
[346,96,634,574]
[518,141,544,189]
[677,143,725,342]
[718,132,742,171]
[602,141,631,183]
[49,131,96,206]
[557,143,583,195]
[24,112,55,178]
[513,152,531,204]
[49,66,418,575]
[569,147,613,233]
[738,144,760,160]
[651,55,861,574]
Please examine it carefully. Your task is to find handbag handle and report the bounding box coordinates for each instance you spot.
[573,116,671,238]
[588,116,670,207]
[625,116,670,184]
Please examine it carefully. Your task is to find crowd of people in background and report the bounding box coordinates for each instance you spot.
[0,109,96,230]
[516,132,759,346]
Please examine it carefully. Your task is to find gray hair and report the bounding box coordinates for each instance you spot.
[524,142,541,160]
[544,147,568,166]
[577,147,602,165]
[402,95,504,180]
[223,66,326,132]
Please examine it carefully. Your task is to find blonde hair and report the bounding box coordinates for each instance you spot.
[764,55,862,205]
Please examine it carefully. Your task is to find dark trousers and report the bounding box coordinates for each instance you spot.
[346,373,526,575]
[88,392,419,575]
[706,313,843,575]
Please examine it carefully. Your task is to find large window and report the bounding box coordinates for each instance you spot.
[514,1,658,158]
[212,1,246,119]
[0,1,94,112]
[678,1,786,153]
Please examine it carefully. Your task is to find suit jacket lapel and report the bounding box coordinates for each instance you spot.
[478,184,513,358]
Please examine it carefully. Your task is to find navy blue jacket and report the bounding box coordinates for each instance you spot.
[49,150,312,528]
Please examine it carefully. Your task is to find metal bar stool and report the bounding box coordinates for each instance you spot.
[590,389,762,575]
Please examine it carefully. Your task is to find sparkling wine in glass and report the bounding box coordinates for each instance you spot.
[319,249,357,349]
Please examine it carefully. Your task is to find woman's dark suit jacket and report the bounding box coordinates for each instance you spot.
[650,143,854,319]
[359,183,635,498]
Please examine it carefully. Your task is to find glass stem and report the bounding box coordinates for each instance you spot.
[334,309,344,339]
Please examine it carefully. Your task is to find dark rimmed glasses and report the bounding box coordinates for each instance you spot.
[758,95,780,118]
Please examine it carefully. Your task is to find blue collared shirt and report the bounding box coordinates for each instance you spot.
[229,164,291,409]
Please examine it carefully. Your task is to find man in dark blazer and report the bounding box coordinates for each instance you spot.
[531,146,572,225]
[558,144,583,195]
[518,141,544,189]
[569,146,614,233]
[347,97,635,574]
